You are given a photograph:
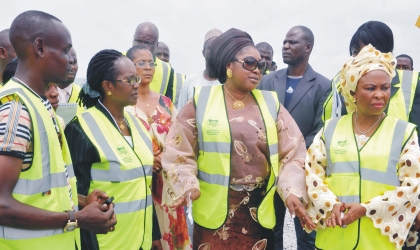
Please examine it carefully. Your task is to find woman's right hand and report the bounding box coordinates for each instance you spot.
[326,203,343,228]
[169,188,200,209]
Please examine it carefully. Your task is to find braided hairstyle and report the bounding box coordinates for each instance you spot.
[78,49,123,108]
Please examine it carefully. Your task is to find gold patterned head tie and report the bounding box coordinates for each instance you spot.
[340,44,396,114]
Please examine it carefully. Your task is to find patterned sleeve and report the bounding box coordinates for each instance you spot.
[276,105,308,203]
[305,128,340,228]
[161,101,199,205]
[0,95,32,166]
[361,132,420,248]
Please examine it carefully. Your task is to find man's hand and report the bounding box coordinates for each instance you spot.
[79,189,109,209]
[76,202,117,234]
[285,194,316,230]
[169,188,200,209]
[341,203,366,227]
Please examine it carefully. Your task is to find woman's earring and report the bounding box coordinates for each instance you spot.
[227,69,233,78]
[107,91,112,96]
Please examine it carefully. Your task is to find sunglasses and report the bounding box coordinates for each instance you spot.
[114,76,142,86]
[134,61,156,69]
[233,57,267,72]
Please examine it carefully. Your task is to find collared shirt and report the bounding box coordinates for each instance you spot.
[58,84,74,103]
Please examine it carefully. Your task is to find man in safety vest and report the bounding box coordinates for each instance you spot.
[0,29,16,85]
[396,54,414,71]
[133,22,185,105]
[154,41,170,63]
[256,42,274,75]
[322,21,420,142]
[0,10,116,250]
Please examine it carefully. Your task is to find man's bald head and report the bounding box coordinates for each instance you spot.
[0,29,14,53]
[133,22,160,54]
[154,41,170,63]
[290,25,314,49]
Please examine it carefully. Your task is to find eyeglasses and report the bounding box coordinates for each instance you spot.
[134,61,156,68]
[233,57,267,72]
[114,76,142,86]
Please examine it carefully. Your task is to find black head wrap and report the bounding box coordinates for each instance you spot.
[208,28,254,83]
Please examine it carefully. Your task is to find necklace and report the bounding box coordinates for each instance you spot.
[354,110,382,139]
[224,85,250,110]
[140,92,151,107]
[116,118,126,129]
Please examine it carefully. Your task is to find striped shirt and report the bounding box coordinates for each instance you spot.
[0,94,60,170]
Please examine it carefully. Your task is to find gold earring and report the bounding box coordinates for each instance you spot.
[107,91,112,96]
[227,69,233,78]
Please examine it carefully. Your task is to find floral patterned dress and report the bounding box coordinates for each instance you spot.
[126,95,191,250]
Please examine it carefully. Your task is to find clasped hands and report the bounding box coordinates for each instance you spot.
[325,202,366,228]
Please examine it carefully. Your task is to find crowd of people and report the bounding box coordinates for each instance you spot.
[0,10,419,250]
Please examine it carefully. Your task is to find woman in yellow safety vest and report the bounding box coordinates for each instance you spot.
[305,44,420,250]
[125,45,191,250]
[161,28,315,249]
[65,49,155,250]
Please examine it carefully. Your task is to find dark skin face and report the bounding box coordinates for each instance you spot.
[282,28,311,66]
[133,25,159,54]
[257,47,273,72]
[154,42,170,63]
[45,83,59,110]
[396,57,413,71]
[65,47,78,85]
[132,49,155,85]
[39,20,74,89]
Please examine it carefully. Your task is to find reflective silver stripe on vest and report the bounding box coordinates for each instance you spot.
[337,195,359,204]
[198,169,230,186]
[114,195,153,214]
[401,70,414,116]
[325,118,406,186]
[67,164,75,178]
[81,112,152,182]
[0,225,63,239]
[0,88,69,195]
[126,112,153,177]
[195,86,212,152]
[258,90,279,159]
[174,73,184,104]
[323,117,340,176]
[202,142,230,153]
[159,61,169,95]
[331,75,342,119]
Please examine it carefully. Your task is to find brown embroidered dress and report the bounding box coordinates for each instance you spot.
[162,99,308,249]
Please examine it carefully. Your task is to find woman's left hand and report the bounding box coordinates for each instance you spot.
[153,150,162,173]
[285,194,316,230]
[341,203,366,227]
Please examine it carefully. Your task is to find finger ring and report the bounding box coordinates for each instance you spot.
[342,224,347,229]
[302,216,305,219]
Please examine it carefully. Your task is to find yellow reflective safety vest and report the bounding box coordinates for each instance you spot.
[316,114,416,250]
[323,69,419,121]
[172,72,185,107]
[67,83,84,115]
[0,80,80,250]
[193,85,280,229]
[150,57,171,95]
[77,106,154,250]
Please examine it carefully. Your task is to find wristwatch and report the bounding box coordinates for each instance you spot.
[64,210,78,232]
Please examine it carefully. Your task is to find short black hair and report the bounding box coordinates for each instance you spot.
[396,54,414,68]
[349,21,393,55]
[2,58,18,84]
[78,49,124,108]
[126,45,149,61]
[9,10,62,58]
[0,29,13,51]
[256,42,274,54]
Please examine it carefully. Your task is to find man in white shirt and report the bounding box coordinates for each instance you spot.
[177,28,222,110]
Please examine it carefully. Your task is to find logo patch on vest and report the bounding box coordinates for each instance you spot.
[116,144,132,163]
[334,139,348,154]
[206,118,220,136]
